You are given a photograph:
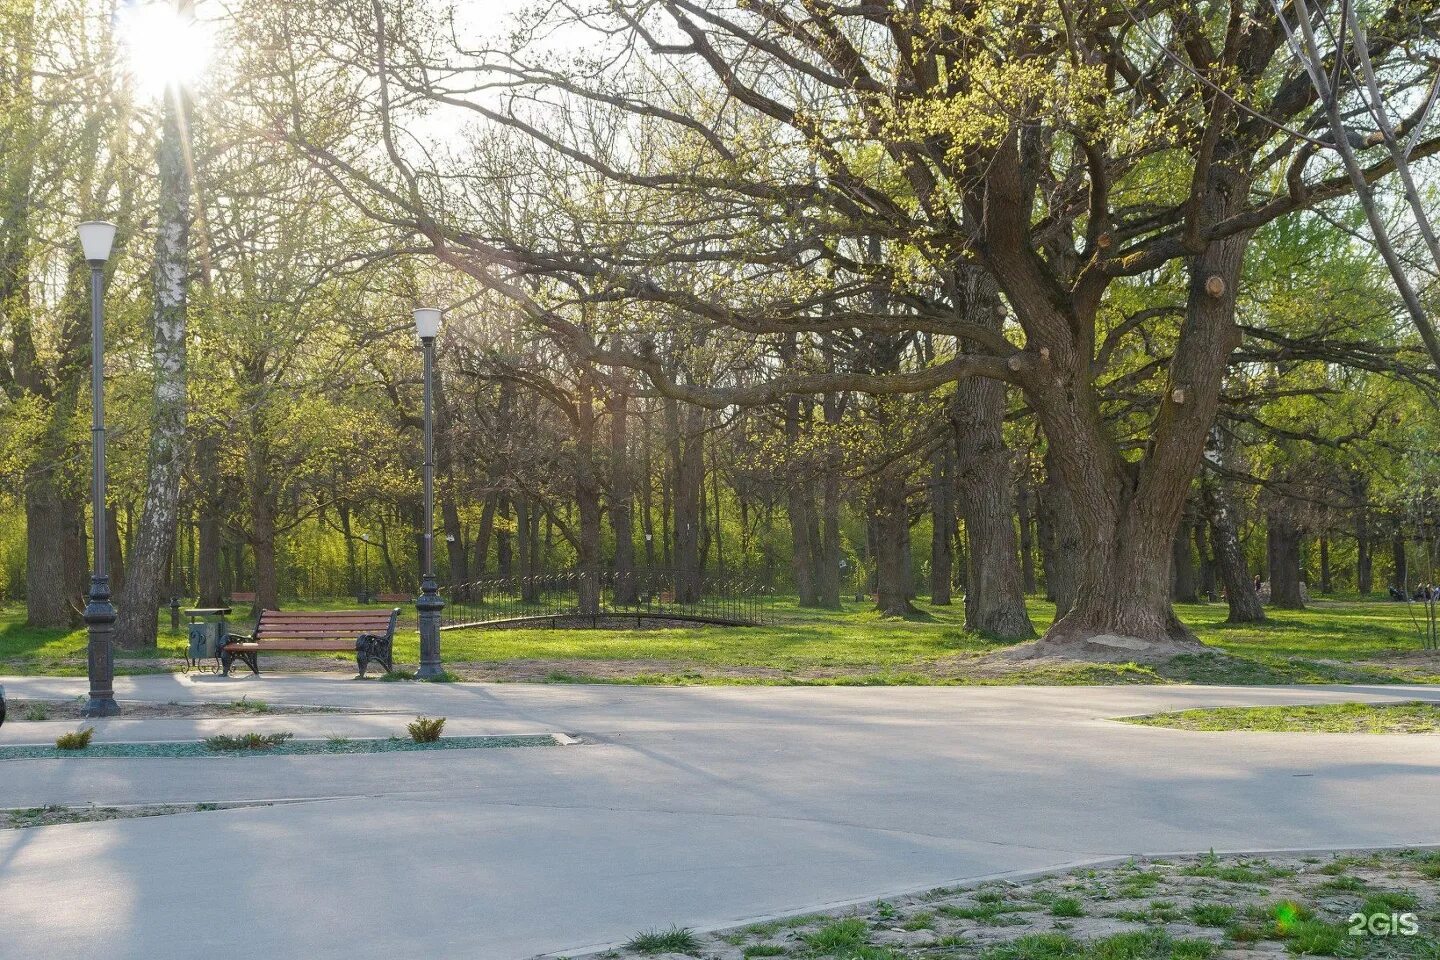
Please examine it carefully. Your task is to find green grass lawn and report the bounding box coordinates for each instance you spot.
[2,596,1437,685]
[1120,700,1440,733]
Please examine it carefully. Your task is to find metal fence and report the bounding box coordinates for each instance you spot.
[438,568,775,630]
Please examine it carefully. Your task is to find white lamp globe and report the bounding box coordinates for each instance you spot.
[77,221,118,263]
[413,307,442,340]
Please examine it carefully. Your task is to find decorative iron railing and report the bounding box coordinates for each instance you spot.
[438,567,774,629]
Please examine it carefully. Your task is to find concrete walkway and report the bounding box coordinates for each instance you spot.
[1,674,1438,959]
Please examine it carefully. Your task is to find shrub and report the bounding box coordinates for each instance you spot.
[203,732,294,751]
[55,727,94,750]
[408,716,446,742]
[24,703,48,721]
[625,925,701,954]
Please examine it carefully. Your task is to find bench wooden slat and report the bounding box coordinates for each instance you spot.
[219,608,399,677]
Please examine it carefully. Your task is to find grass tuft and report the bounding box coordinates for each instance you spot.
[203,732,294,751]
[1050,897,1084,918]
[802,918,869,952]
[407,716,446,742]
[625,925,701,954]
[54,727,94,750]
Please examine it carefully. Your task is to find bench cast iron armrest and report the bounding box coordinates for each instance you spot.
[355,633,394,678]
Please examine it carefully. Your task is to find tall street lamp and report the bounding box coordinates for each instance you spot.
[77,221,120,717]
[413,307,445,679]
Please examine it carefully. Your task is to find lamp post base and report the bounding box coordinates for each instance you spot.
[416,576,445,680]
[82,574,120,717]
[80,697,121,718]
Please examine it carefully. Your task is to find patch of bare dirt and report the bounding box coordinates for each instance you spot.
[5,697,368,721]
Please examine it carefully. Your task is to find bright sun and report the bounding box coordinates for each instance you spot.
[117,1,213,99]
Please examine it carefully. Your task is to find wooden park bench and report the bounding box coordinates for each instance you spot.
[222,608,400,678]
[374,592,412,604]
[229,591,256,604]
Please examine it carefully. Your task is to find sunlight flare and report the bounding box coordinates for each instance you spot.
[117,1,212,99]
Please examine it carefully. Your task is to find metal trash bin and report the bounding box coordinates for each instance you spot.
[184,608,232,672]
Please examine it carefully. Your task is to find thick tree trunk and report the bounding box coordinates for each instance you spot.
[24,483,76,626]
[1016,473,1037,595]
[609,389,637,603]
[1171,518,1198,603]
[250,498,278,613]
[1268,510,1305,609]
[950,373,1034,638]
[929,437,955,606]
[116,79,190,650]
[1037,450,1080,615]
[1017,185,1249,657]
[1206,481,1265,623]
[871,462,917,617]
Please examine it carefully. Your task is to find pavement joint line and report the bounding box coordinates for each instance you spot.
[549,840,1440,960]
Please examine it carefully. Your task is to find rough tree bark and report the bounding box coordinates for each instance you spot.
[1038,450,1081,615]
[1017,473,1037,596]
[950,380,1033,638]
[870,460,917,617]
[116,72,191,649]
[1267,509,1306,609]
[929,436,955,606]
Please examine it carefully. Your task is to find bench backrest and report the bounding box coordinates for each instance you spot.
[253,608,399,641]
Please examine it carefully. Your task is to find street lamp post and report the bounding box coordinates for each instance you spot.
[77,221,120,718]
[413,307,444,679]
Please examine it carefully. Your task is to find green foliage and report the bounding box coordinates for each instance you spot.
[625,926,701,954]
[203,732,294,751]
[407,716,445,742]
[1050,898,1085,918]
[54,727,94,750]
[801,918,869,952]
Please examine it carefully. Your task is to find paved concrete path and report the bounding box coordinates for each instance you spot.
[1,675,1438,959]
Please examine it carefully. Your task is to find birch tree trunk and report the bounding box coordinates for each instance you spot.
[116,74,191,649]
